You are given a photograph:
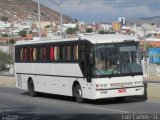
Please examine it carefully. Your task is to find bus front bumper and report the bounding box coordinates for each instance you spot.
[93,86,144,100]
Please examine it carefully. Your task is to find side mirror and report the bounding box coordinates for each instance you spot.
[89,53,94,65]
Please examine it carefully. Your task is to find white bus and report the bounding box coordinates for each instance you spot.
[15,34,144,103]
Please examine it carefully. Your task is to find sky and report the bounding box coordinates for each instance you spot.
[39,0,160,23]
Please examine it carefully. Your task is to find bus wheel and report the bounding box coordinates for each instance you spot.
[74,84,84,103]
[28,80,37,97]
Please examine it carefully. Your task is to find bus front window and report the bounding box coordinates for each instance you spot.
[93,43,142,77]
[119,45,142,74]
[94,44,120,76]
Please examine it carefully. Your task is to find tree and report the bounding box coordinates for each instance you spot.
[145,43,153,51]
[151,23,155,26]
[6,39,15,44]
[98,30,105,34]
[18,30,27,37]
[45,25,50,28]
[34,9,38,13]
[66,28,76,34]
[0,16,8,22]
[2,34,9,37]
[86,28,93,33]
[0,50,13,71]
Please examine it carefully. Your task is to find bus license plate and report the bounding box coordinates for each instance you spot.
[118,88,126,93]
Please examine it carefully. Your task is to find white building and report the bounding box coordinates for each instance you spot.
[0,21,11,30]
[100,24,112,31]
[13,21,31,30]
[119,17,126,27]
[62,23,77,31]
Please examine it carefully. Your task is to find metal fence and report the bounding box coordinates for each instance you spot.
[142,58,160,82]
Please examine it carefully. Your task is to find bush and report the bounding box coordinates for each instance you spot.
[86,28,93,33]
[18,30,27,37]
[66,28,76,34]
[0,50,13,71]
[2,34,9,37]
[99,30,105,34]
[0,16,8,22]
[45,25,50,28]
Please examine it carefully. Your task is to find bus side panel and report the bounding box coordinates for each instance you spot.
[15,73,31,90]
[53,63,83,77]
[33,63,54,75]
[15,63,33,74]
[34,75,75,96]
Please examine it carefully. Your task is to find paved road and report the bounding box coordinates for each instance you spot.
[0,87,160,120]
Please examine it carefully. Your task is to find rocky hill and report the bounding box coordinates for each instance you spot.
[0,0,74,23]
[127,16,160,27]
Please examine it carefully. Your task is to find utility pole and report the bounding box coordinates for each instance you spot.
[38,0,41,40]
[50,0,63,38]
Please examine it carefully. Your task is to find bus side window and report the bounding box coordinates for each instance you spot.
[50,46,54,61]
[73,45,78,61]
[29,48,33,62]
[43,47,47,61]
[67,46,72,61]
[24,48,27,62]
[36,47,40,62]
[59,46,63,61]
[62,46,66,61]
[16,47,20,62]
[56,46,60,61]
[20,48,23,62]
[33,48,37,62]
[40,47,43,61]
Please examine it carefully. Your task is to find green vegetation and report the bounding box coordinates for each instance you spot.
[0,50,13,71]
[145,43,154,51]
[98,30,115,34]
[45,25,51,28]
[86,28,93,33]
[66,28,76,34]
[1,34,9,37]
[0,16,8,22]
[18,30,27,37]
[34,9,38,13]
[6,39,15,44]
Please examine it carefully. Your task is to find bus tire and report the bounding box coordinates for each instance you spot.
[73,84,84,103]
[28,79,37,97]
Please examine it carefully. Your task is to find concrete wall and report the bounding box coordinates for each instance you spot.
[146,83,160,101]
[0,76,15,87]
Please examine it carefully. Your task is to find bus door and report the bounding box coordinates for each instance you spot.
[80,44,93,83]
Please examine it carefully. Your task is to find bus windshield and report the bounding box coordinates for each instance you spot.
[93,42,142,77]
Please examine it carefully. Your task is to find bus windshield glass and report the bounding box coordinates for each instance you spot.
[93,42,142,76]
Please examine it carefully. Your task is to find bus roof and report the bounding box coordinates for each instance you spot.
[15,34,138,45]
[79,34,138,44]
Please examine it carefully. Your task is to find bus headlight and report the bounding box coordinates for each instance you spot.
[135,81,143,85]
[96,84,108,88]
